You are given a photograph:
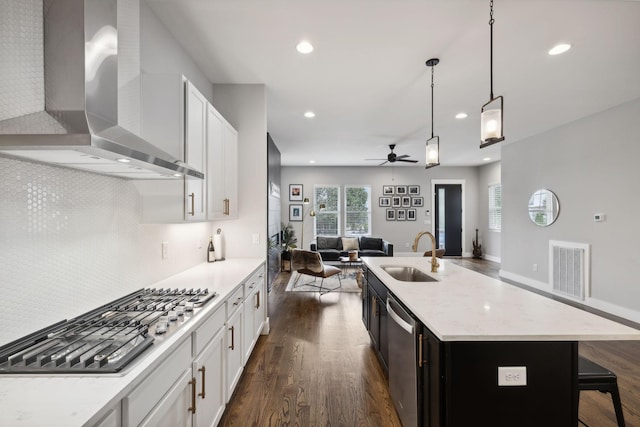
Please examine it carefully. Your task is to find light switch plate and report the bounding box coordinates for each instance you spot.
[498,366,527,386]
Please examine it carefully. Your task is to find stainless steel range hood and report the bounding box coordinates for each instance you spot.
[0,0,204,180]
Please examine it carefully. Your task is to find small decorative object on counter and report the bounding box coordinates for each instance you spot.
[208,235,216,262]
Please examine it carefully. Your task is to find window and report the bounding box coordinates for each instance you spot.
[314,185,340,236]
[344,185,371,236]
[488,183,502,231]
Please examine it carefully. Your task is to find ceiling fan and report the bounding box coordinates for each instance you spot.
[366,144,418,166]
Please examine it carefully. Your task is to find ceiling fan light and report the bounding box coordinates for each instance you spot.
[425,136,440,169]
[480,96,504,148]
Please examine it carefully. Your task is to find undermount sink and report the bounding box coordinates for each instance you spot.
[381,266,438,282]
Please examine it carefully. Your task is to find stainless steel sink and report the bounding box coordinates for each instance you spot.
[381,266,438,282]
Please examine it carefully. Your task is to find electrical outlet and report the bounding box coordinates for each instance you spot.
[196,239,202,249]
[252,233,260,244]
[162,241,169,259]
[498,366,527,386]
[533,263,538,272]
[405,242,410,248]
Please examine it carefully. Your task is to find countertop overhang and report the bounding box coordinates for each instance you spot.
[363,257,640,342]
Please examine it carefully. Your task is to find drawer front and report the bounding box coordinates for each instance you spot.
[123,338,192,427]
[244,268,265,293]
[226,285,245,318]
[193,303,226,357]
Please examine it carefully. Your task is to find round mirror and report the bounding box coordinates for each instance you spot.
[528,189,560,226]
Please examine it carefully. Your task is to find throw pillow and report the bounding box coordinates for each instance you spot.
[360,236,383,251]
[316,236,340,250]
[342,237,360,251]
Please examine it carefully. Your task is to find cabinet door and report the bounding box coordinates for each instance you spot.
[253,276,266,337]
[185,81,207,221]
[194,326,226,427]
[222,122,238,218]
[226,305,244,401]
[207,105,238,220]
[420,327,443,427]
[139,369,193,427]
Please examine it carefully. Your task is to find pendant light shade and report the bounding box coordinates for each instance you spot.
[425,58,440,169]
[480,0,504,148]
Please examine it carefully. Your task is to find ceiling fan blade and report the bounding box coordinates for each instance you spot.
[396,154,410,159]
[378,160,389,166]
[397,159,418,163]
[365,158,387,161]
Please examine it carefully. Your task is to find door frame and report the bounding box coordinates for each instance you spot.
[430,179,466,257]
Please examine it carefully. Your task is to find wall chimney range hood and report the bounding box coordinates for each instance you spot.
[0,0,204,180]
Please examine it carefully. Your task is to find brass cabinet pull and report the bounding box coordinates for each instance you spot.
[232,296,242,306]
[188,193,195,216]
[418,334,428,368]
[372,296,377,316]
[198,366,206,399]
[223,198,230,215]
[229,325,235,350]
[188,377,197,413]
[256,291,260,309]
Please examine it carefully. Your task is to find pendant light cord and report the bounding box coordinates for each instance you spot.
[489,0,495,100]
[430,65,435,138]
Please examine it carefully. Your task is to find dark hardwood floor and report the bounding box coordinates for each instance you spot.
[220,259,640,427]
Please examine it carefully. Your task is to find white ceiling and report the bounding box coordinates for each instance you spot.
[146,0,640,167]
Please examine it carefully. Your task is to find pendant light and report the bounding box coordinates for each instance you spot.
[480,0,504,148]
[425,58,440,169]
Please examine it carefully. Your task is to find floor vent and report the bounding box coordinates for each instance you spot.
[549,241,590,301]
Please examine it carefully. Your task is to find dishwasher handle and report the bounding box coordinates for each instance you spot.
[387,298,414,334]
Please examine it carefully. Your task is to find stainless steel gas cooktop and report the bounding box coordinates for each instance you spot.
[0,288,218,374]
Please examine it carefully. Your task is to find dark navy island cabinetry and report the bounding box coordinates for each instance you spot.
[363,266,582,427]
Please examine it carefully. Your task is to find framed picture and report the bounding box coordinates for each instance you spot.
[408,185,420,195]
[391,196,401,208]
[386,209,396,221]
[379,197,391,207]
[402,196,411,208]
[383,185,395,195]
[407,209,417,221]
[397,209,406,221]
[289,204,303,221]
[289,184,303,201]
[396,185,407,195]
[412,197,424,207]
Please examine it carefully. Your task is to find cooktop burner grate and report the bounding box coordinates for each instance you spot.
[0,288,217,374]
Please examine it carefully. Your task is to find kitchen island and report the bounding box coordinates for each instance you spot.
[0,258,265,427]
[362,256,640,427]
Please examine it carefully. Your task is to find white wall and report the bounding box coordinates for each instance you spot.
[501,98,640,322]
[477,161,501,262]
[280,166,479,255]
[210,84,267,259]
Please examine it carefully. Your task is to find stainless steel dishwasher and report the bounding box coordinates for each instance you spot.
[387,294,419,427]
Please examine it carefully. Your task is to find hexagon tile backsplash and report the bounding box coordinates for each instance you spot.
[0,157,147,344]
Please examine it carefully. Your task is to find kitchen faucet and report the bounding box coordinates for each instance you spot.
[412,231,439,273]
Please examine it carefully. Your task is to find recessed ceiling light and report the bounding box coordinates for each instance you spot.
[173,173,182,177]
[304,111,315,118]
[116,158,131,163]
[296,41,314,54]
[548,43,571,56]
[455,112,468,119]
[483,157,491,161]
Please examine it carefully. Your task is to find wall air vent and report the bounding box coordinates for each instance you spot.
[549,240,590,301]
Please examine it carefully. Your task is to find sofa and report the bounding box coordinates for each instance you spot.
[310,236,393,261]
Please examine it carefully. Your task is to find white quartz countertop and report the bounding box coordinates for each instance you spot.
[0,258,264,427]
[363,257,640,342]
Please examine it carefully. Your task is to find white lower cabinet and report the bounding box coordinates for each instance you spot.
[193,326,226,427]
[139,368,193,427]
[94,404,121,427]
[242,269,266,364]
[225,300,244,402]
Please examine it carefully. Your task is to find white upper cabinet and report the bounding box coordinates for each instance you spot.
[207,104,238,220]
[184,81,208,221]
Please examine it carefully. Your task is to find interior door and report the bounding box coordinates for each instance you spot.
[434,184,462,256]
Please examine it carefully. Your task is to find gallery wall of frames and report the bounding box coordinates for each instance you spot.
[379,185,423,221]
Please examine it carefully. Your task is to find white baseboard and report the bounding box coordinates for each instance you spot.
[500,269,640,325]
[482,254,501,263]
